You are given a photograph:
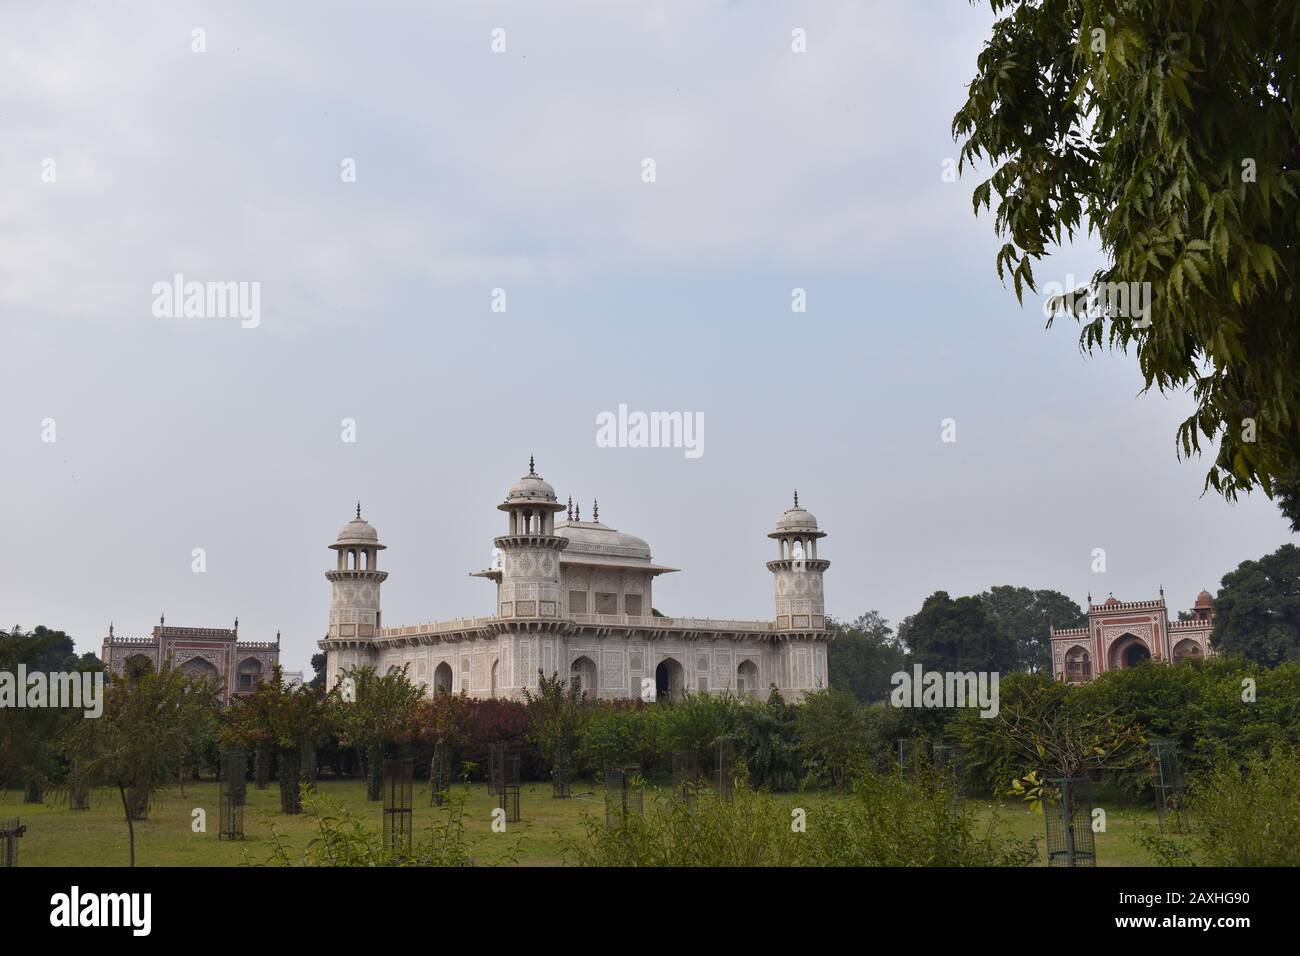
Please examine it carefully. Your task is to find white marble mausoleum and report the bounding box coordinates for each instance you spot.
[320,459,832,702]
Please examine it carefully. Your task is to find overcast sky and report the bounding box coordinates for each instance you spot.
[1,1,1292,673]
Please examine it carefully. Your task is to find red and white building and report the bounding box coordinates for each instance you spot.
[1050,590,1215,684]
[100,618,280,703]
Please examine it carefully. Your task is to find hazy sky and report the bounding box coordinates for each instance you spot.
[2,1,1292,673]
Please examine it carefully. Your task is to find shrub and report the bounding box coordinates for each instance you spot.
[801,766,1038,867]
[796,688,869,789]
[565,782,803,866]
[1189,747,1300,866]
[566,766,1036,867]
[264,785,519,867]
[737,689,802,790]
[573,702,670,778]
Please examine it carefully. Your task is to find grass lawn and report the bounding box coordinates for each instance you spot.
[0,779,1197,867]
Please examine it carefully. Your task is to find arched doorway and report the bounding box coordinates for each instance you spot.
[1171,638,1203,666]
[1109,634,1151,670]
[736,659,759,697]
[571,656,596,697]
[181,657,219,684]
[1064,646,1092,683]
[490,659,499,698]
[237,657,264,692]
[654,657,684,702]
[433,662,453,696]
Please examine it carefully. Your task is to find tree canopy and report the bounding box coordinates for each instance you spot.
[826,611,906,702]
[977,586,1087,672]
[1212,542,1300,666]
[954,0,1300,500]
[899,591,1018,674]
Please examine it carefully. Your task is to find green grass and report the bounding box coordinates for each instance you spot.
[0,780,1197,867]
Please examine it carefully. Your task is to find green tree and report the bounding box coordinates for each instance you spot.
[521,670,586,766]
[309,653,327,690]
[978,586,1087,673]
[796,688,865,789]
[953,0,1300,500]
[329,664,424,800]
[827,611,906,703]
[70,665,221,865]
[1212,543,1300,666]
[0,626,103,801]
[1273,468,1300,533]
[898,591,1018,674]
[224,668,331,813]
[737,688,802,790]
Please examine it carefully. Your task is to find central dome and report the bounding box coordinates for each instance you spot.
[556,521,652,561]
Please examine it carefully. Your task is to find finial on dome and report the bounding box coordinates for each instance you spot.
[574,502,581,522]
[794,489,799,508]
[234,616,239,633]
[567,496,573,521]
[160,613,165,626]
[593,499,599,521]
[276,629,281,646]
[356,501,361,519]
[529,455,536,476]
[109,622,114,638]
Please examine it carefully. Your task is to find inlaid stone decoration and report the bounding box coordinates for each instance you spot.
[1050,590,1216,684]
[101,617,281,704]
[320,463,833,702]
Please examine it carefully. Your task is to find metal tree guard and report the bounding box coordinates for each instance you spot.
[69,776,91,812]
[933,742,966,803]
[1150,739,1189,833]
[896,737,920,777]
[382,758,414,853]
[0,819,27,867]
[552,744,571,800]
[604,766,643,828]
[715,737,738,802]
[219,749,247,841]
[495,753,521,823]
[488,742,504,795]
[672,751,701,807]
[430,741,451,807]
[1044,776,1097,867]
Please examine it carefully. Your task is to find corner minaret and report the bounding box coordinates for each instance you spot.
[494,458,568,623]
[324,504,388,687]
[767,491,830,632]
[767,492,832,698]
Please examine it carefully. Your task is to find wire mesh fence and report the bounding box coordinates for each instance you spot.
[715,737,738,802]
[1150,739,1189,834]
[0,818,26,867]
[933,742,966,805]
[673,751,702,807]
[219,749,247,841]
[604,766,644,828]
[382,758,414,853]
[552,745,571,800]
[1044,776,1096,867]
